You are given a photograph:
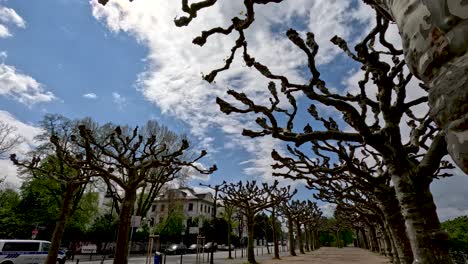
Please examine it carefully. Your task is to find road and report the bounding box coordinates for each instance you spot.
[69,246,285,264]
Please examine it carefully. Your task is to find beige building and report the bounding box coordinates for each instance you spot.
[146,187,216,230]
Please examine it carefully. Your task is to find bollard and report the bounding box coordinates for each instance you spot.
[76,259,80,264]
[234,248,236,259]
[180,252,183,264]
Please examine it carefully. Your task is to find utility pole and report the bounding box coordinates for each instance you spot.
[199,182,226,264]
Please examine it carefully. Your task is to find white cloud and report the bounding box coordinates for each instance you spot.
[431,166,468,221]
[112,92,126,109]
[0,5,26,38]
[83,92,98,99]
[91,0,375,182]
[0,63,56,105]
[320,203,336,218]
[0,110,42,187]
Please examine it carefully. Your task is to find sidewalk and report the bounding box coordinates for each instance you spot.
[260,247,390,264]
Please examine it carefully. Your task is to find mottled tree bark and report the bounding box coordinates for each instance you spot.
[368,0,468,173]
[391,171,452,264]
[377,193,414,264]
[113,189,137,264]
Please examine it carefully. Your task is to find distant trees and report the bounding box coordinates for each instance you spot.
[219,181,293,264]
[442,216,468,246]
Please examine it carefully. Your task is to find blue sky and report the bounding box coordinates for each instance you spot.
[1,0,467,220]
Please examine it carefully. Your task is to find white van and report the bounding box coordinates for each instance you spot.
[0,240,66,264]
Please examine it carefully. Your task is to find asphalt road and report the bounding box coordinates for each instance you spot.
[71,246,288,264]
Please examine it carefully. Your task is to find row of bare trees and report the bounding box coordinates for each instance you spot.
[215,180,322,264]
[158,1,460,263]
[10,115,216,264]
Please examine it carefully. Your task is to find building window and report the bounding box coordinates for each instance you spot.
[188,203,193,211]
[208,207,211,214]
[151,205,156,212]
[200,204,203,212]
[161,204,165,212]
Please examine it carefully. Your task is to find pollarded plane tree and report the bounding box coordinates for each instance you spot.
[278,200,308,255]
[265,185,297,259]
[64,122,216,264]
[10,115,96,264]
[219,180,292,264]
[272,142,417,264]
[313,183,385,254]
[166,2,454,262]
[301,201,321,252]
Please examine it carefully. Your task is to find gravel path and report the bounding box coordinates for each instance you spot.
[261,247,390,264]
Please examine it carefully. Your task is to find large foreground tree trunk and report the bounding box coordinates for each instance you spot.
[113,189,137,264]
[287,217,296,256]
[46,184,76,264]
[367,0,468,173]
[377,190,413,264]
[392,172,453,264]
[247,214,256,264]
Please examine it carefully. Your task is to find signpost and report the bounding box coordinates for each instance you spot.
[31,229,38,239]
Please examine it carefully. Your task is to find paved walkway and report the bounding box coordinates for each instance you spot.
[260,247,390,264]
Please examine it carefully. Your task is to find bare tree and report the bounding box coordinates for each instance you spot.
[10,115,95,264]
[161,2,456,262]
[50,120,215,264]
[266,186,296,259]
[0,120,22,158]
[219,180,292,264]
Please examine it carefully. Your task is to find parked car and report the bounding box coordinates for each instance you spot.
[187,244,202,253]
[218,244,235,251]
[165,244,187,255]
[203,242,217,252]
[0,239,67,264]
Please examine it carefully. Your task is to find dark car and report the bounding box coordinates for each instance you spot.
[187,244,202,253]
[204,242,217,252]
[165,244,187,255]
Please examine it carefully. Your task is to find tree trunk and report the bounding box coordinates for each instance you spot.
[377,189,414,264]
[46,184,76,264]
[247,214,256,264]
[228,218,233,259]
[369,225,380,253]
[304,225,310,252]
[271,209,280,259]
[113,189,137,264]
[360,227,369,249]
[355,228,362,248]
[287,217,296,256]
[295,221,305,254]
[391,172,453,264]
[381,224,395,262]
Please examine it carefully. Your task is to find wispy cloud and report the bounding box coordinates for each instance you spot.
[0,5,26,38]
[91,0,373,182]
[0,63,56,105]
[112,92,126,109]
[83,92,98,99]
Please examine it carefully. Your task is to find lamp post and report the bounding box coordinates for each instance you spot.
[199,182,226,264]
